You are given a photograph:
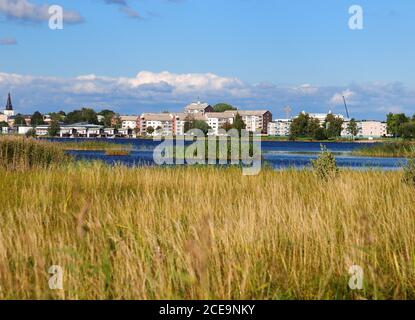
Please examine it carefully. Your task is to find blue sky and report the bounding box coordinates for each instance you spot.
[1,0,414,119]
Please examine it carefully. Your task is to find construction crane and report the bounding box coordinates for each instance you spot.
[283,105,292,119]
[342,96,350,119]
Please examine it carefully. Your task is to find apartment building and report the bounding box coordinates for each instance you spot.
[139,113,175,136]
[341,120,388,138]
[268,119,292,136]
[120,115,139,129]
[225,110,272,134]
[205,112,235,135]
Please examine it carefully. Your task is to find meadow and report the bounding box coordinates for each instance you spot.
[0,137,415,300]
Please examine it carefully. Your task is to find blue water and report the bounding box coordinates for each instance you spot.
[48,138,407,170]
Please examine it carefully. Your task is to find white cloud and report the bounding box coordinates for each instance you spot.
[0,0,83,24]
[0,70,414,120]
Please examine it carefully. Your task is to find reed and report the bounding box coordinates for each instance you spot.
[353,141,415,158]
[0,136,70,170]
[0,162,414,300]
[56,140,132,152]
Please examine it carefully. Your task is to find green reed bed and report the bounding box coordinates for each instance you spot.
[353,141,415,158]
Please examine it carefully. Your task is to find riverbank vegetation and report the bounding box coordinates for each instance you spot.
[353,141,415,158]
[54,140,132,152]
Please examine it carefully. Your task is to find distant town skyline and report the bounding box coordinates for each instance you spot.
[1,0,415,120]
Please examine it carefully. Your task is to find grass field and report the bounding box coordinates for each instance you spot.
[0,161,414,300]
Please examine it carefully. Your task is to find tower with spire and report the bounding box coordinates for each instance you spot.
[4,93,15,117]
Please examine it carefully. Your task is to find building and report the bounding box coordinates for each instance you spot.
[225,110,272,134]
[58,123,104,138]
[341,120,388,138]
[298,111,345,125]
[184,101,214,115]
[268,119,292,136]
[3,93,15,117]
[139,113,175,136]
[205,112,235,135]
[120,115,139,129]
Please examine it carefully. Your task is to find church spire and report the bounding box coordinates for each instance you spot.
[5,93,13,111]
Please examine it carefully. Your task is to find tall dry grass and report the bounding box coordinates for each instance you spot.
[0,163,414,300]
[0,136,70,170]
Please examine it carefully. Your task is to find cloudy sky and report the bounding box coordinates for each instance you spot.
[1,0,414,119]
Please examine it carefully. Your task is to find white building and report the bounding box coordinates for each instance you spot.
[184,101,214,115]
[341,120,388,138]
[298,111,345,124]
[205,112,235,135]
[268,119,292,136]
[120,115,138,129]
[139,113,175,136]
[225,110,272,134]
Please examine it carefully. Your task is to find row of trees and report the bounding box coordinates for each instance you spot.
[386,113,415,139]
[289,113,356,140]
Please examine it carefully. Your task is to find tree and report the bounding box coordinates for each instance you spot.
[31,111,44,126]
[347,118,359,138]
[146,126,154,135]
[386,113,410,137]
[313,127,328,140]
[0,121,8,128]
[290,113,310,137]
[401,122,415,140]
[306,117,321,137]
[48,120,61,137]
[232,113,246,136]
[325,114,344,138]
[49,111,66,122]
[213,103,237,113]
[183,115,211,135]
[220,121,233,131]
[99,109,115,127]
[112,114,122,129]
[65,108,99,124]
[14,113,26,125]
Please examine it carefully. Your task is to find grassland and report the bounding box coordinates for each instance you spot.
[1,136,414,300]
[353,141,415,158]
[0,162,414,299]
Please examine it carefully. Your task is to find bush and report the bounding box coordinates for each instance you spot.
[403,158,415,186]
[311,145,338,180]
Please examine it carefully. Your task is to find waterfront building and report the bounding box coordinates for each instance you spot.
[205,112,235,135]
[139,113,175,136]
[225,110,272,134]
[268,119,292,136]
[120,115,139,129]
[184,101,214,115]
[341,120,388,139]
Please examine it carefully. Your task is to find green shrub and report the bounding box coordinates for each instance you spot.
[311,145,339,180]
[403,158,415,186]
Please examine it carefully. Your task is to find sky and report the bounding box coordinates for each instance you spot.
[0,0,414,120]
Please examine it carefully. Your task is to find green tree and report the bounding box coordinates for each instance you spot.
[325,114,344,138]
[14,113,26,125]
[65,108,99,124]
[0,121,8,128]
[232,113,246,136]
[31,111,44,126]
[313,127,328,140]
[99,109,115,127]
[401,122,415,140]
[184,115,211,135]
[306,117,321,137]
[213,103,237,112]
[347,118,359,138]
[146,126,155,135]
[290,113,310,137]
[386,113,410,137]
[48,120,61,137]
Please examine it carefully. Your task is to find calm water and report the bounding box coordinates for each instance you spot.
[49,138,407,170]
